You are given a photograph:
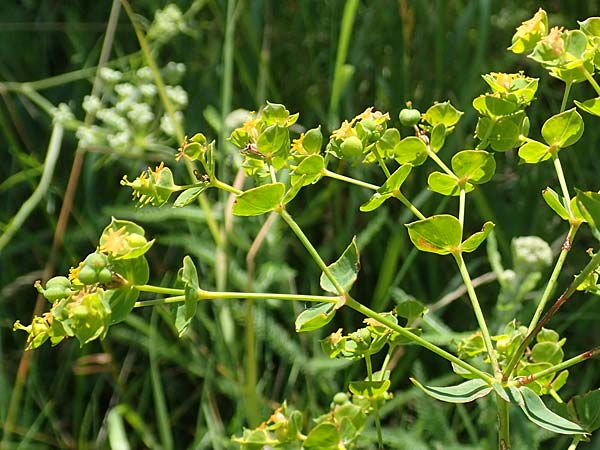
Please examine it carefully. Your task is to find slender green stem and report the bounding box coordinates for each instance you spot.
[134,290,338,308]
[345,296,494,382]
[553,156,573,217]
[393,191,426,220]
[427,146,455,177]
[378,352,392,381]
[0,123,63,252]
[582,66,600,96]
[328,0,359,128]
[453,253,500,376]
[323,168,379,190]
[369,143,391,178]
[458,188,466,229]
[244,296,258,426]
[497,396,510,450]
[280,209,345,295]
[527,224,579,333]
[568,435,583,450]
[212,178,243,195]
[135,285,184,295]
[365,355,383,449]
[504,248,600,379]
[560,80,573,113]
[515,347,600,388]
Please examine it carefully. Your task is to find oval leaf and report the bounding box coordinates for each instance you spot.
[291,154,324,186]
[452,150,496,184]
[406,215,462,255]
[461,221,495,253]
[394,136,428,166]
[519,140,551,164]
[320,237,360,294]
[232,183,285,216]
[410,378,492,403]
[428,172,465,197]
[424,101,463,128]
[295,302,336,332]
[541,108,584,148]
[509,386,586,435]
[575,97,600,117]
[430,123,446,152]
[173,183,209,208]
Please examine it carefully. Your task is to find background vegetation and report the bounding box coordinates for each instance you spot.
[2,1,600,448]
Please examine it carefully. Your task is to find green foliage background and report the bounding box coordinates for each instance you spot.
[2,1,600,448]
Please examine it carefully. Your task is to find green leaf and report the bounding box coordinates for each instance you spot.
[291,154,324,187]
[349,380,391,398]
[257,124,290,159]
[295,302,336,332]
[423,101,463,128]
[107,407,132,450]
[476,112,528,151]
[543,187,569,220]
[105,287,139,324]
[320,238,360,294]
[410,378,492,403]
[232,183,285,216]
[430,123,446,152]
[473,94,520,117]
[579,17,600,36]
[71,290,112,346]
[393,136,428,166]
[175,256,199,337]
[508,8,548,54]
[452,150,496,184]
[303,422,340,450]
[112,256,150,286]
[518,140,551,164]
[576,190,600,233]
[575,97,600,117]
[508,386,586,435]
[376,128,401,158]
[173,184,209,208]
[427,172,467,197]
[531,341,564,365]
[541,108,584,148]
[567,389,600,433]
[360,164,412,212]
[394,297,428,325]
[261,101,291,126]
[461,222,495,253]
[406,215,462,255]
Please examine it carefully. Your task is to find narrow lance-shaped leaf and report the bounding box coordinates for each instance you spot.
[410,378,493,403]
[320,237,360,294]
[543,187,569,220]
[232,183,285,216]
[508,386,586,435]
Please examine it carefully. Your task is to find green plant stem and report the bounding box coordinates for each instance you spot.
[582,66,600,96]
[369,143,391,178]
[560,80,573,113]
[459,188,466,228]
[328,0,359,128]
[134,290,338,308]
[515,346,600,388]
[344,296,494,383]
[553,156,573,216]
[526,224,579,334]
[365,355,383,449]
[279,209,346,295]
[0,123,63,252]
[323,168,379,190]
[393,191,426,220]
[427,146,455,177]
[497,396,510,450]
[504,248,600,380]
[136,285,185,295]
[212,178,243,195]
[453,253,500,376]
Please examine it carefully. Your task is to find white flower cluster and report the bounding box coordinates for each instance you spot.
[512,236,553,274]
[147,4,186,43]
[76,62,187,155]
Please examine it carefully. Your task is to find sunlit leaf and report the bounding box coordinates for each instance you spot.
[320,238,360,294]
[461,222,495,253]
[410,378,492,403]
[541,108,584,148]
[406,215,462,255]
[295,302,336,332]
[232,183,285,216]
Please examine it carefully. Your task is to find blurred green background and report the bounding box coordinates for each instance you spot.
[2,1,600,448]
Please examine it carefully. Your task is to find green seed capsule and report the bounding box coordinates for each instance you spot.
[399,108,421,127]
[77,266,98,285]
[333,392,349,405]
[83,252,108,270]
[340,136,363,159]
[98,268,113,284]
